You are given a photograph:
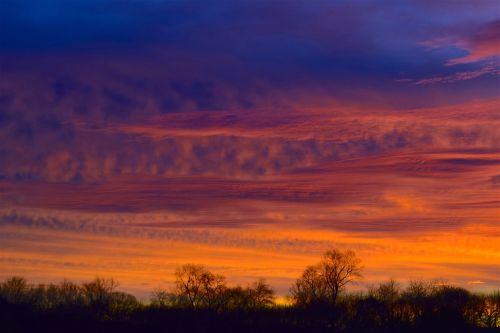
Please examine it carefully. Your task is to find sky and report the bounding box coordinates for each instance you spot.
[0,0,499,298]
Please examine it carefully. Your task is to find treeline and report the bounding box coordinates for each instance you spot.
[1,249,499,332]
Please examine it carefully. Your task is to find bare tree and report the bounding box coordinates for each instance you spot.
[0,277,29,303]
[201,272,227,309]
[82,277,119,304]
[369,279,404,324]
[108,291,139,319]
[82,277,120,318]
[371,279,400,304]
[174,264,227,309]
[151,288,178,307]
[291,265,327,306]
[247,279,275,308]
[174,264,205,308]
[291,249,362,306]
[321,249,363,305]
[57,279,84,306]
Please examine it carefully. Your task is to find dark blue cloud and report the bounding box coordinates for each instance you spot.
[0,0,498,120]
[0,0,141,50]
[101,88,139,118]
[0,94,14,127]
[1,0,496,78]
[439,158,500,167]
[51,77,80,102]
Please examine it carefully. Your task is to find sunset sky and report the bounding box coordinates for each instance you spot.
[0,0,499,298]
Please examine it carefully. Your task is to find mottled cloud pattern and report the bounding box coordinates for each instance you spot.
[0,0,499,296]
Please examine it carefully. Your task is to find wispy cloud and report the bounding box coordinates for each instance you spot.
[413,63,500,84]
[447,20,500,65]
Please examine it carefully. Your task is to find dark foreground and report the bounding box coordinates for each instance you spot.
[2,304,500,333]
[3,295,500,333]
[1,275,499,333]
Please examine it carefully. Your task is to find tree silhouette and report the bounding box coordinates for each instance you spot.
[369,279,404,327]
[400,280,435,325]
[174,264,227,309]
[82,277,121,319]
[291,249,362,306]
[246,279,275,309]
[172,264,276,311]
[322,249,363,305]
[371,279,400,304]
[1,257,499,332]
[290,265,328,306]
[150,288,180,308]
[0,277,29,304]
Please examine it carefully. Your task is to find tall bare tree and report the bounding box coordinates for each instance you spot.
[291,249,362,306]
[321,249,363,305]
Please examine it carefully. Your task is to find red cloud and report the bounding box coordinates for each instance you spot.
[447,20,500,65]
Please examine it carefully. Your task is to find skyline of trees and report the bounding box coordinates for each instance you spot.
[1,249,499,332]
